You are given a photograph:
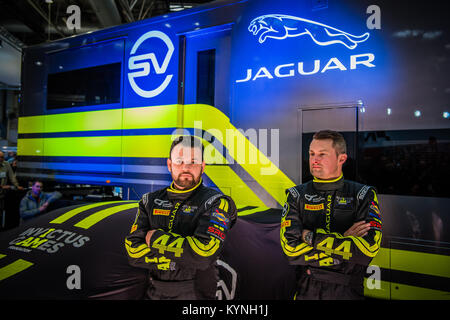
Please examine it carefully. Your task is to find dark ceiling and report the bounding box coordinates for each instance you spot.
[0,0,215,48]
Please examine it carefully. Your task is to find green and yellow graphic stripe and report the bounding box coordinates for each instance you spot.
[184,104,295,205]
[50,201,133,225]
[186,236,221,257]
[364,248,450,300]
[18,104,295,208]
[75,202,138,229]
[218,198,229,212]
[280,215,313,257]
[124,239,150,258]
[0,254,34,282]
[390,248,450,279]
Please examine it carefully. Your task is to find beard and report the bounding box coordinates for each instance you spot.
[173,172,201,189]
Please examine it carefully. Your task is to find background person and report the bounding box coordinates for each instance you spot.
[19,180,62,221]
[280,130,382,299]
[0,151,22,191]
[0,151,24,224]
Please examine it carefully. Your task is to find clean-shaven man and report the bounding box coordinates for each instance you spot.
[280,130,382,299]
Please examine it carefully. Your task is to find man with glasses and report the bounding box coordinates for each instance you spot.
[125,135,237,300]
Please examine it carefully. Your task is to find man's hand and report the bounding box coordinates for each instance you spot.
[344,221,371,237]
[39,202,49,212]
[145,230,156,246]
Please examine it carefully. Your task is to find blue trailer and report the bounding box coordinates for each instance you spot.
[13,0,450,299]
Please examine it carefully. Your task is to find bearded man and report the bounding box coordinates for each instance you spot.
[125,135,237,300]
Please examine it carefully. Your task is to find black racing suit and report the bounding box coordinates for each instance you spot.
[280,175,382,299]
[125,179,237,300]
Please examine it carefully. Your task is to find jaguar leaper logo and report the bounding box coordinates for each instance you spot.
[248,14,370,49]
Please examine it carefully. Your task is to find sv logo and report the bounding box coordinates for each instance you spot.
[128,30,174,98]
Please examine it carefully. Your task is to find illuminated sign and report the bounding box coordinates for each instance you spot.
[128,30,174,98]
[236,53,375,83]
[237,14,374,83]
[248,14,370,49]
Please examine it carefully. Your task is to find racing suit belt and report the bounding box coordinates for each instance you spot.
[307,267,361,288]
[151,279,195,295]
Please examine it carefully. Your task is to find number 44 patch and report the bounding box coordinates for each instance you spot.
[151,234,184,257]
[316,237,352,260]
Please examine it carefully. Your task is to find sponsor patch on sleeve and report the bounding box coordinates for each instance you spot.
[357,185,371,200]
[369,220,382,231]
[288,187,300,200]
[211,209,230,228]
[369,212,382,221]
[369,201,380,214]
[207,225,226,241]
[205,194,222,207]
[281,220,291,228]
